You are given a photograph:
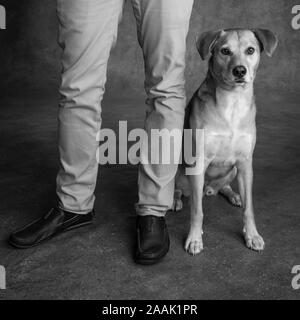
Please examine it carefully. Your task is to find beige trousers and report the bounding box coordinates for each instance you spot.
[56,0,194,215]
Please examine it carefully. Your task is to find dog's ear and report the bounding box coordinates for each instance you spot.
[253,29,278,57]
[196,30,223,60]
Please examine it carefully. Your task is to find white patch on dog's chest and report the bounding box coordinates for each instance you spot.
[204,130,254,164]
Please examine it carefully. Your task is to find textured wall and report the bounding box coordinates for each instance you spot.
[0,0,299,95]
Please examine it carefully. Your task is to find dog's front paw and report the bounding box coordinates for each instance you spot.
[184,230,203,256]
[243,231,265,252]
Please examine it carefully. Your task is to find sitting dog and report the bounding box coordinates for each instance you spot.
[174,28,278,255]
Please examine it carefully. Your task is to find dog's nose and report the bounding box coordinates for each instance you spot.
[232,65,247,78]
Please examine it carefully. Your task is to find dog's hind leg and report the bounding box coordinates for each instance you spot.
[204,166,237,197]
[220,184,242,207]
[219,167,242,207]
[205,167,242,206]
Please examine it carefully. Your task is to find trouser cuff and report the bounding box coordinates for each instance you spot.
[135,204,167,217]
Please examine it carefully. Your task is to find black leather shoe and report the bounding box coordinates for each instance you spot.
[135,215,170,265]
[9,207,95,249]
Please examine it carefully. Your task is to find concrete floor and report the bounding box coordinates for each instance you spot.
[0,85,299,300]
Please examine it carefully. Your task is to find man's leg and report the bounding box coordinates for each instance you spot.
[9,0,124,248]
[132,0,194,264]
[56,0,124,214]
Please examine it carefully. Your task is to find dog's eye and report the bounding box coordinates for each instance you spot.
[221,48,231,56]
[246,47,255,55]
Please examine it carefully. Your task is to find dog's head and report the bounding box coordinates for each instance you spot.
[196,28,278,88]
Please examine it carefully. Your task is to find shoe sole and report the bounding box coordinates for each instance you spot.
[134,238,170,265]
[8,220,93,249]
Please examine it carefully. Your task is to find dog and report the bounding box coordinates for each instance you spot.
[174,28,278,255]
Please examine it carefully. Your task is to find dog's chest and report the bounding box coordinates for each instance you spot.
[202,93,256,165]
[204,129,254,165]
